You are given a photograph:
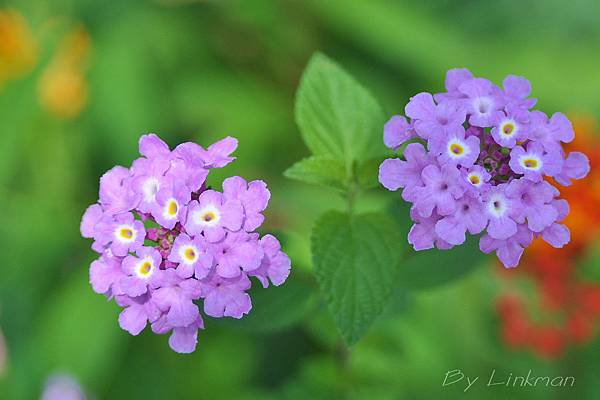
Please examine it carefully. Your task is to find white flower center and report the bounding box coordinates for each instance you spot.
[143,178,160,203]
[473,97,492,115]
[519,154,542,171]
[115,224,136,243]
[193,205,221,227]
[487,194,508,218]
[135,257,155,279]
[179,245,199,265]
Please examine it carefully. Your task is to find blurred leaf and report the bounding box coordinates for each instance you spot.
[295,52,386,168]
[305,0,600,111]
[7,266,127,399]
[577,245,600,282]
[388,200,486,290]
[216,274,316,333]
[356,157,385,189]
[284,156,348,191]
[398,237,486,290]
[311,211,404,345]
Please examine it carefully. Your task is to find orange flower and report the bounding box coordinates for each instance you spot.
[38,25,91,119]
[0,9,37,87]
[496,116,600,359]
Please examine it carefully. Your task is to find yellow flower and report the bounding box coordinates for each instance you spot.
[0,9,37,87]
[38,25,91,119]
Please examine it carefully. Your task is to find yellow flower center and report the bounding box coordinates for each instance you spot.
[139,261,152,276]
[469,175,480,185]
[502,123,515,135]
[523,158,538,169]
[203,212,215,222]
[167,200,178,216]
[184,248,196,262]
[450,143,464,155]
[120,228,133,239]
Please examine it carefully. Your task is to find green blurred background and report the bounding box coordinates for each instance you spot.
[1,1,600,399]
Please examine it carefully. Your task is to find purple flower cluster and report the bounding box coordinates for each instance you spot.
[81,134,290,353]
[379,69,590,268]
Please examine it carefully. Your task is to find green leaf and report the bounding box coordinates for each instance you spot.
[284,156,348,191]
[295,52,386,167]
[311,211,404,345]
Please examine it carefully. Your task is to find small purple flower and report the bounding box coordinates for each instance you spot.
[430,128,480,168]
[151,182,191,230]
[435,194,487,245]
[169,142,210,192]
[383,115,416,150]
[250,234,292,287]
[152,272,202,328]
[480,224,533,268]
[552,151,590,186]
[539,199,571,248]
[413,164,465,217]
[211,231,264,279]
[199,136,238,168]
[490,106,530,148]
[462,165,491,195]
[167,316,204,354]
[89,251,124,296]
[99,166,139,215]
[505,179,558,232]
[378,143,434,199]
[199,273,252,319]
[131,158,170,214]
[97,212,145,257]
[139,133,171,158]
[404,92,466,140]
[483,185,518,240]
[509,142,563,181]
[116,292,161,336]
[502,75,536,110]
[185,190,244,242]
[80,204,103,238]
[407,209,453,251]
[529,111,575,153]
[120,247,164,297]
[459,77,505,127]
[168,233,213,279]
[222,176,270,232]
[434,68,473,103]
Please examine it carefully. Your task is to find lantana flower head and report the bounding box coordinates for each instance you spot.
[379,69,590,268]
[81,134,291,353]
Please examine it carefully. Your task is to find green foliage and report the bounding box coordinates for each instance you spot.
[294,52,386,170]
[7,267,127,399]
[311,211,404,344]
[284,156,348,191]
[217,275,316,333]
[398,237,486,289]
[287,53,407,345]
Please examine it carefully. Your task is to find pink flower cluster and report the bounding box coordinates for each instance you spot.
[81,134,290,353]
